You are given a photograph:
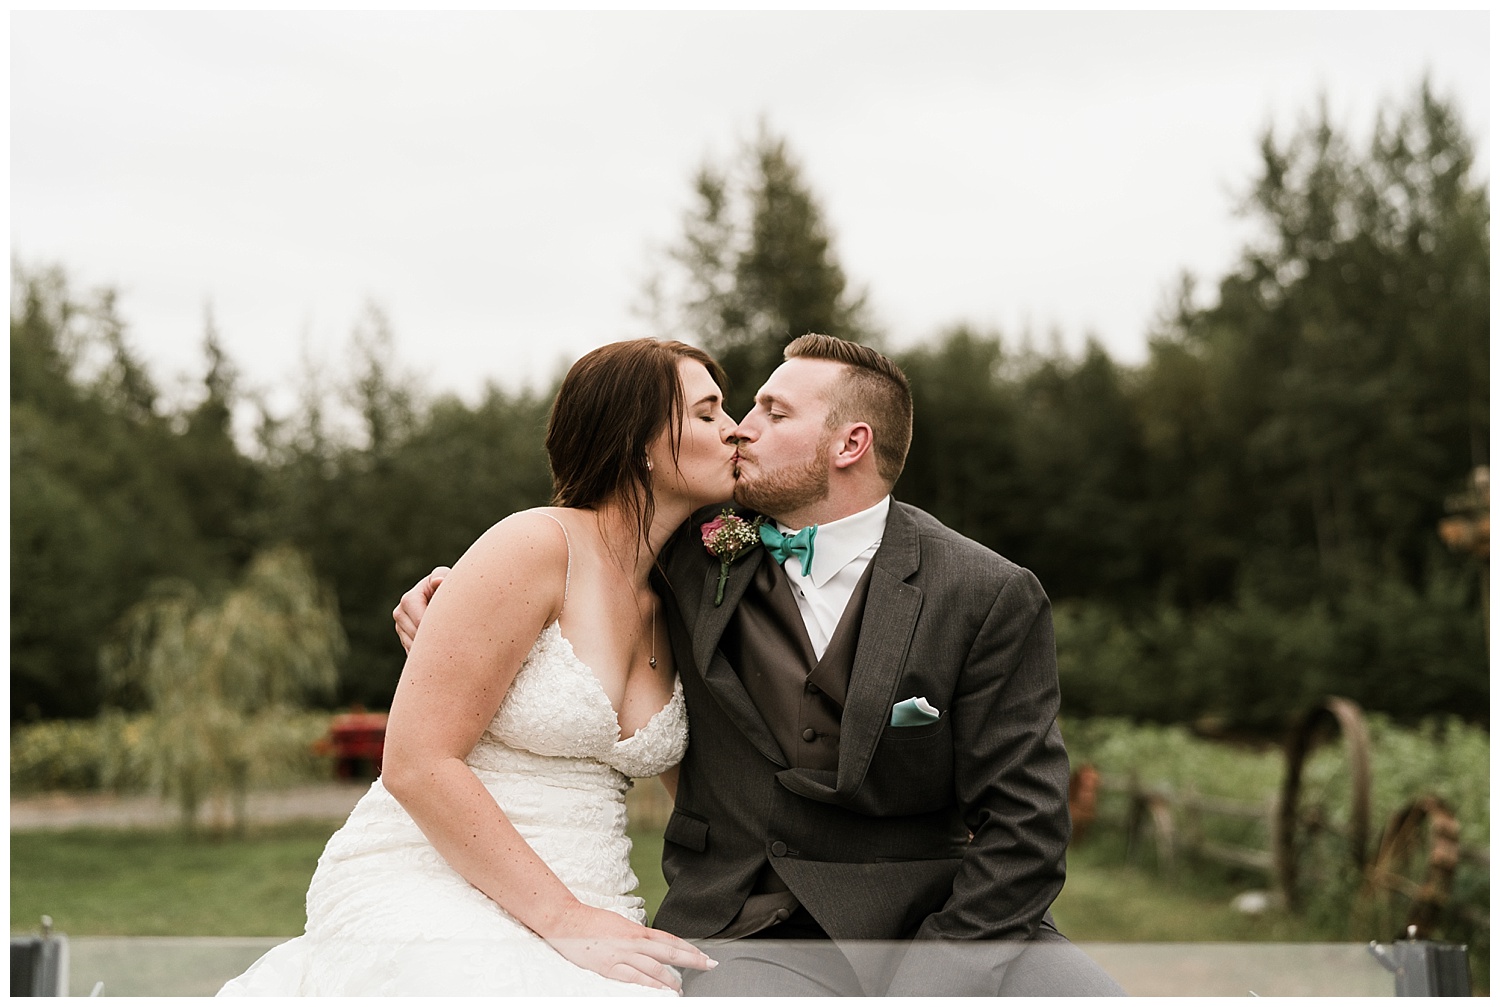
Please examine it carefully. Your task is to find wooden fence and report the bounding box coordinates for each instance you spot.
[1069,696,1489,939]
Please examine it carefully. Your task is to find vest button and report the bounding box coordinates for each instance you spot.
[774,908,792,922]
[771,841,788,857]
[801,728,817,742]
[806,683,820,695]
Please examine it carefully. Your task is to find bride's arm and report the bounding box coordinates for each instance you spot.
[381,513,711,991]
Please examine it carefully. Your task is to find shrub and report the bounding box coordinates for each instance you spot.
[11,711,335,795]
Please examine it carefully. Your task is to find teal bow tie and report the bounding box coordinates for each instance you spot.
[760,523,817,576]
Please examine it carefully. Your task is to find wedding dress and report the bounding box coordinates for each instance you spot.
[218,619,688,996]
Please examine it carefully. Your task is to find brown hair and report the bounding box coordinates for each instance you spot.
[783,333,913,485]
[546,339,727,545]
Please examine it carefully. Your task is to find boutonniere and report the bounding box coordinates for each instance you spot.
[701,508,764,606]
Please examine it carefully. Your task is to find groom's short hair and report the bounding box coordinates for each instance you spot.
[784,333,913,486]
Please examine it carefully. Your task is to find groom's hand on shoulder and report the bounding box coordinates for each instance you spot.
[393,566,451,653]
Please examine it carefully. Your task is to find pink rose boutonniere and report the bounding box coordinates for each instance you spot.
[701,509,764,606]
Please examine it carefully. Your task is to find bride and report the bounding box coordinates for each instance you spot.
[220,339,732,996]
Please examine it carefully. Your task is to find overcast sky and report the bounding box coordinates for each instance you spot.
[11,11,1490,418]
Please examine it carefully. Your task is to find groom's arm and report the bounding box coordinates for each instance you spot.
[886,565,1071,994]
[393,566,451,652]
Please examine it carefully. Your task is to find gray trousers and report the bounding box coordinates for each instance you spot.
[684,913,1127,997]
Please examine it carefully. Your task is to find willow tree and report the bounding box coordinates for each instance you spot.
[101,546,346,834]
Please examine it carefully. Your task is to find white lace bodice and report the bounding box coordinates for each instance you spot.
[480,620,687,779]
[219,618,687,997]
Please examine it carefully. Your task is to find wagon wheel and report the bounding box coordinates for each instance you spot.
[1273,696,1373,914]
[1356,795,1462,941]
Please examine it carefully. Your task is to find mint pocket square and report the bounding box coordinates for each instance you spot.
[890,696,941,727]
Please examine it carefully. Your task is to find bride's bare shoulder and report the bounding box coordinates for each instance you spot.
[449,509,573,595]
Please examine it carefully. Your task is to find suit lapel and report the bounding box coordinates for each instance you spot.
[660,507,761,673]
[835,501,923,797]
[686,543,790,768]
[691,545,763,675]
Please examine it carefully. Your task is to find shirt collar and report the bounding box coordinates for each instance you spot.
[776,496,890,588]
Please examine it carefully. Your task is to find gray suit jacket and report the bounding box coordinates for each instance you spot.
[653,500,1071,994]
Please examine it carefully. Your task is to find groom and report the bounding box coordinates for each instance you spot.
[398,335,1121,996]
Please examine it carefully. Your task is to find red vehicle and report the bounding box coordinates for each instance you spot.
[316,708,388,779]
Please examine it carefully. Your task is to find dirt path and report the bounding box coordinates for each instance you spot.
[10,781,370,831]
[11,777,675,832]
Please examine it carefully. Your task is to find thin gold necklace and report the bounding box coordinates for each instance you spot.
[648,600,658,669]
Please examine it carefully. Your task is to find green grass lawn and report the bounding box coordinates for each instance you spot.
[1053,837,1338,943]
[12,821,672,938]
[15,821,1330,944]
[12,822,335,937]
[15,822,1487,995]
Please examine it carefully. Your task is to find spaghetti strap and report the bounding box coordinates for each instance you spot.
[530,510,571,604]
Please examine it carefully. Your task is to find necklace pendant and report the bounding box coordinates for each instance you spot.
[648,656,658,669]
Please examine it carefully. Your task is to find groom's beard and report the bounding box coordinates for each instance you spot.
[732,440,831,519]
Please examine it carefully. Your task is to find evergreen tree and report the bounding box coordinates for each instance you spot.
[11,268,225,719]
[649,125,877,416]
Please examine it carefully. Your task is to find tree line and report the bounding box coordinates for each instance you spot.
[12,83,1487,732]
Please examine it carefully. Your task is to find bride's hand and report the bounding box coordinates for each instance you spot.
[540,903,716,993]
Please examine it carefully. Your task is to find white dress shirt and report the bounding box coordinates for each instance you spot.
[774,496,891,659]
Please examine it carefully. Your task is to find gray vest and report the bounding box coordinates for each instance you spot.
[710,556,875,936]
